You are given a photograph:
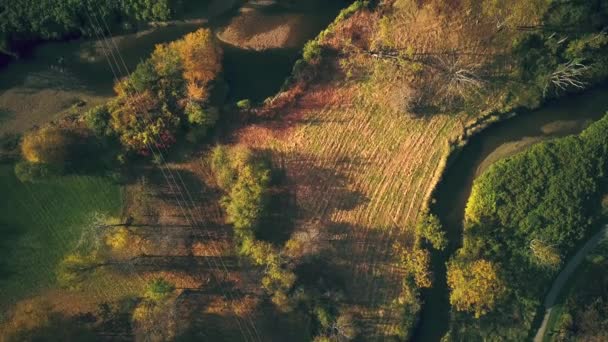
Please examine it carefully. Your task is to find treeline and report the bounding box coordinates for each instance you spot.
[0,0,179,57]
[209,145,359,341]
[445,112,608,340]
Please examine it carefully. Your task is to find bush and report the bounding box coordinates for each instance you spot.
[145,278,175,302]
[186,102,218,127]
[302,40,323,63]
[21,127,72,165]
[84,105,111,136]
[14,161,61,182]
[236,99,252,110]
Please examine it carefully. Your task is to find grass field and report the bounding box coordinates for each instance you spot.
[0,163,123,314]
[238,79,464,338]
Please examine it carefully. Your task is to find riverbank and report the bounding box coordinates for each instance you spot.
[413,85,608,341]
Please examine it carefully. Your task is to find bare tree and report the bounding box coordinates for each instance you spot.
[543,60,589,96]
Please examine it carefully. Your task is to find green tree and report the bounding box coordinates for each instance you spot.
[416,211,447,250]
[84,105,111,136]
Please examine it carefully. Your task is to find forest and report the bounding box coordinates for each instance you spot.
[447,114,608,340]
[0,0,177,57]
[1,0,608,341]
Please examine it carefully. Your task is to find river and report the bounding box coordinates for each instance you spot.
[413,86,608,341]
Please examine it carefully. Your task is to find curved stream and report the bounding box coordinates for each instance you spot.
[413,86,608,341]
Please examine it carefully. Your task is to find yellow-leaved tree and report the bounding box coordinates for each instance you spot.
[172,28,223,101]
[447,259,506,318]
[21,127,71,165]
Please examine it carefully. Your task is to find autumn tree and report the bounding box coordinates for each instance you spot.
[415,211,447,250]
[173,28,223,102]
[394,243,433,289]
[109,90,178,152]
[108,28,222,152]
[447,259,506,318]
[21,127,72,165]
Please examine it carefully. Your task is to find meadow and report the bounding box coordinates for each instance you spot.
[0,163,123,313]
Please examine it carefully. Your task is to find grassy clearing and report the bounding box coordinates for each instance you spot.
[0,163,123,312]
[239,77,464,339]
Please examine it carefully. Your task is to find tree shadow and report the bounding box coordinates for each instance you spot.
[289,152,370,218]
[0,222,23,280]
[257,158,297,246]
[0,107,15,123]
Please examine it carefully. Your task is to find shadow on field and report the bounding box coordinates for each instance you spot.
[293,154,369,217]
[0,108,15,123]
[325,222,401,298]
[257,161,297,246]
[0,222,22,279]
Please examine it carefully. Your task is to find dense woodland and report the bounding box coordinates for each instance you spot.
[447,113,608,340]
[0,0,179,57]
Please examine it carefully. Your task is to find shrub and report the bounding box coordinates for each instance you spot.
[186,102,218,127]
[14,161,61,182]
[302,40,323,63]
[236,99,252,110]
[415,212,447,250]
[145,278,175,302]
[84,105,111,136]
[21,127,72,165]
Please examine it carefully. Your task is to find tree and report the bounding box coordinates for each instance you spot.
[530,239,561,268]
[109,90,178,151]
[223,164,270,230]
[394,244,433,289]
[21,127,72,165]
[127,59,159,93]
[56,253,104,289]
[333,313,358,340]
[447,259,506,318]
[416,212,447,250]
[173,28,223,102]
[84,105,112,137]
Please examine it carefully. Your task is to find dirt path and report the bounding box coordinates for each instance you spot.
[533,225,608,342]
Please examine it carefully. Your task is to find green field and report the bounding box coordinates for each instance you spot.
[0,163,122,311]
